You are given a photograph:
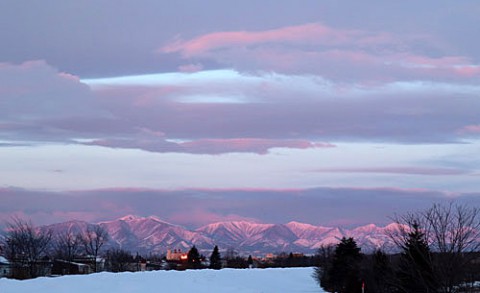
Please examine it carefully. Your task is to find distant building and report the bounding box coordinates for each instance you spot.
[166,249,188,261]
[51,260,91,275]
[265,253,275,260]
[71,256,105,272]
[0,256,11,278]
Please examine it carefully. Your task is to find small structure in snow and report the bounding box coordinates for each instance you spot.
[166,249,188,261]
[51,260,91,275]
[0,256,11,278]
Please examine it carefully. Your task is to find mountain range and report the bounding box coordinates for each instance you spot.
[42,215,400,255]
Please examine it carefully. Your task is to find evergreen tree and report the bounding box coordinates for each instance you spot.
[397,221,437,293]
[363,249,395,293]
[187,245,202,269]
[209,245,222,270]
[247,255,253,268]
[321,237,362,293]
[287,252,294,267]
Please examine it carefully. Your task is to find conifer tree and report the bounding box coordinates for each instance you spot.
[368,249,395,293]
[321,237,362,293]
[247,255,253,268]
[209,245,222,270]
[397,221,437,293]
[187,245,201,269]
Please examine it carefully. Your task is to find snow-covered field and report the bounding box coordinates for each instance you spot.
[0,267,323,293]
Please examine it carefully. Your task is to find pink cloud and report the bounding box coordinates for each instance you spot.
[396,54,480,78]
[160,23,480,83]
[162,23,373,57]
[459,124,480,134]
[453,65,480,77]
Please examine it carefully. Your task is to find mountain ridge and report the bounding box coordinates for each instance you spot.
[41,215,399,255]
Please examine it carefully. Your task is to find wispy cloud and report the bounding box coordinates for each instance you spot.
[82,137,334,154]
[162,23,383,57]
[313,167,469,176]
[459,124,480,134]
[161,23,480,83]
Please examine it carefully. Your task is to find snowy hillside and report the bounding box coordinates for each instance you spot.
[0,267,322,293]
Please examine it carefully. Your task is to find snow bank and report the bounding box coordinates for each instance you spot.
[0,267,323,293]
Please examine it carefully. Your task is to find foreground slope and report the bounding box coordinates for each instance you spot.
[0,267,322,293]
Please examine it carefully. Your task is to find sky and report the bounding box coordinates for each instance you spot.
[1,1,479,228]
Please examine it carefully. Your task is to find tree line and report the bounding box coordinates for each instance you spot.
[0,215,317,279]
[314,203,480,293]
[0,218,109,279]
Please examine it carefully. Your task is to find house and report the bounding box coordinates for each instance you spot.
[0,257,51,279]
[51,259,91,275]
[0,256,11,278]
[166,249,188,261]
[73,256,106,272]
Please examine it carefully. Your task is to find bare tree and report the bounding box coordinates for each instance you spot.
[54,229,81,262]
[1,217,52,279]
[425,203,480,292]
[80,225,109,272]
[106,248,133,272]
[388,203,480,293]
[313,244,335,287]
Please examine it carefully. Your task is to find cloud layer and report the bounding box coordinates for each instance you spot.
[2,187,479,228]
[0,1,479,228]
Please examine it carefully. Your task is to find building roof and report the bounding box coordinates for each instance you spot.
[0,256,9,264]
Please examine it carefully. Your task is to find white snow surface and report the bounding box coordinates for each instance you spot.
[0,267,323,293]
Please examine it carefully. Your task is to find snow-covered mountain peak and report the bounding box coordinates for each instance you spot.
[286,221,314,228]
[118,215,139,221]
[352,223,380,233]
[146,215,171,223]
[286,221,321,230]
[384,222,406,232]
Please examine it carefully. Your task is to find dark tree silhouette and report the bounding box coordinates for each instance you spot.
[361,249,395,293]
[313,244,335,288]
[388,203,480,292]
[371,250,395,292]
[209,245,222,269]
[425,203,480,292]
[106,249,133,272]
[397,221,438,293]
[187,245,202,269]
[247,255,254,268]
[320,237,362,293]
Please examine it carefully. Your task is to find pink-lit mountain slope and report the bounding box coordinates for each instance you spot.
[41,216,399,255]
